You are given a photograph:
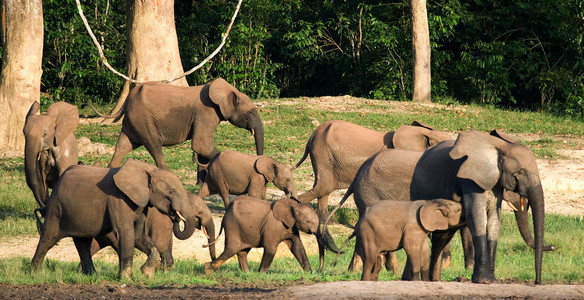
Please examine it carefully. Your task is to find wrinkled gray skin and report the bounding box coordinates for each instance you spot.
[204,196,323,274]
[90,194,216,269]
[84,78,264,178]
[23,101,79,208]
[31,160,199,280]
[198,150,298,208]
[357,200,464,281]
[410,130,546,284]
[295,120,451,254]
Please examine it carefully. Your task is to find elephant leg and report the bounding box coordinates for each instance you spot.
[134,226,161,278]
[236,248,251,272]
[385,252,400,275]
[31,218,61,272]
[428,230,457,281]
[109,131,139,168]
[198,182,211,199]
[258,245,277,272]
[404,242,423,281]
[460,226,475,269]
[205,247,238,275]
[287,236,311,272]
[461,183,498,284]
[73,237,96,275]
[348,246,363,272]
[141,140,168,170]
[117,228,136,280]
[441,242,451,269]
[90,233,118,257]
[371,255,383,281]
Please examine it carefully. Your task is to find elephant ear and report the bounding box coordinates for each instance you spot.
[254,156,276,182]
[419,200,453,231]
[272,197,297,228]
[113,159,157,208]
[490,129,519,144]
[47,102,79,146]
[410,120,434,130]
[26,101,41,119]
[208,78,238,120]
[449,130,500,191]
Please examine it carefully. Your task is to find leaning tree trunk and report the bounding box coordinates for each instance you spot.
[110,0,188,114]
[0,0,44,155]
[411,0,431,103]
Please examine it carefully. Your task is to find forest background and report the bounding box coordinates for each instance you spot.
[38,0,584,116]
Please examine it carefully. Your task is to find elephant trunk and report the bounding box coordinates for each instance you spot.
[527,182,545,284]
[173,215,197,240]
[201,215,216,260]
[251,118,264,156]
[24,139,47,207]
[514,210,554,251]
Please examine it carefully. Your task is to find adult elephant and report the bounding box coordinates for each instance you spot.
[84,78,264,175]
[295,120,452,251]
[410,130,546,284]
[23,101,79,207]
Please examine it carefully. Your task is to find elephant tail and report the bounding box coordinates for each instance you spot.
[202,222,224,248]
[81,103,125,122]
[293,143,310,170]
[332,230,356,266]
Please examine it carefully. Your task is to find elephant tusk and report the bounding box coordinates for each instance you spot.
[506,201,518,211]
[176,211,186,222]
[202,226,210,239]
[251,128,255,135]
[520,196,525,211]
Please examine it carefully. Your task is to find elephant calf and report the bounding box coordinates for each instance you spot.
[204,196,323,274]
[356,199,463,281]
[198,150,298,208]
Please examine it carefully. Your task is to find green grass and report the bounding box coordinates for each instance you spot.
[2,97,584,285]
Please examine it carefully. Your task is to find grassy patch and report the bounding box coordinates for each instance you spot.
[3,97,584,285]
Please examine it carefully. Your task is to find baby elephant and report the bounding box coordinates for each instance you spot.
[204,196,323,274]
[198,150,298,208]
[356,199,463,281]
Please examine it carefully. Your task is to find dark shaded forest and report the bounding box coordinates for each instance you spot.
[40,0,583,115]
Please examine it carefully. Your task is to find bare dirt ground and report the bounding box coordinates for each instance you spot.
[2,97,584,298]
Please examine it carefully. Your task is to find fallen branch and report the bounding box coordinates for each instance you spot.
[75,0,243,84]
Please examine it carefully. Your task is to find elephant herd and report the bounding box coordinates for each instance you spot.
[23,78,550,284]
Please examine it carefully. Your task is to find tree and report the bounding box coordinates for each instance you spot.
[411,0,431,103]
[0,0,44,154]
[110,0,188,113]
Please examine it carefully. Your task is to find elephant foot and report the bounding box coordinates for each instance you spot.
[141,264,157,279]
[441,255,452,269]
[204,262,215,275]
[471,270,498,284]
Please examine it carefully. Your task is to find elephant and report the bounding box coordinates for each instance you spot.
[203,196,324,274]
[23,101,79,208]
[294,120,452,253]
[198,150,298,208]
[409,130,547,284]
[83,78,264,179]
[90,193,216,270]
[325,143,553,276]
[356,199,464,281]
[31,159,199,280]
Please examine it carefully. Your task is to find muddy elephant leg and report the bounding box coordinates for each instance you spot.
[236,248,251,272]
[118,228,136,280]
[372,255,383,281]
[348,247,363,272]
[385,252,400,275]
[109,131,139,168]
[441,242,452,269]
[73,237,96,275]
[134,224,162,278]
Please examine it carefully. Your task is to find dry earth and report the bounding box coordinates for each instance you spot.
[2,97,584,298]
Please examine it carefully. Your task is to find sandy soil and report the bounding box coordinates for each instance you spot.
[3,97,584,298]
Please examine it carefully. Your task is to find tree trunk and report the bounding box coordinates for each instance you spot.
[0,0,44,155]
[110,0,188,114]
[411,0,431,103]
